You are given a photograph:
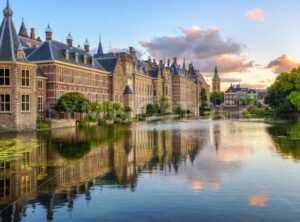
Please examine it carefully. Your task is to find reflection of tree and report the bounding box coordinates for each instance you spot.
[268,121,300,160]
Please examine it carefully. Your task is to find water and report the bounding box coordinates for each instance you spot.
[0,119,300,222]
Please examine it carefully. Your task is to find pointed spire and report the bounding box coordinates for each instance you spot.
[84,38,90,53]
[18,18,29,38]
[97,34,103,55]
[3,0,13,17]
[182,57,186,71]
[214,65,220,79]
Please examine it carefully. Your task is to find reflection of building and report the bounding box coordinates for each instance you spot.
[0,124,201,221]
[0,2,210,131]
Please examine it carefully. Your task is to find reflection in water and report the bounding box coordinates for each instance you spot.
[248,192,268,208]
[268,120,300,161]
[0,120,299,221]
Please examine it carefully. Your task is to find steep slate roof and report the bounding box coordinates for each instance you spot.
[124,85,133,94]
[95,56,117,73]
[0,0,29,62]
[19,36,42,48]
[37,68,47,78]
[27,40,106,71]
[213,66,220,80]
[18,19,29,38]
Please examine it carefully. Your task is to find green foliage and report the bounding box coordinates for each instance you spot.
[57,92,91,113]
[159,96,170,113]
[146,103,160,115]
[242,105,274,118]
[265,68,300,114]
[200,88,208,116]
[37,122,50,129]
[210,92,224,106]
[288,91,300,111]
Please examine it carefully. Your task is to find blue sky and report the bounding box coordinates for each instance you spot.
[6,0,300,89]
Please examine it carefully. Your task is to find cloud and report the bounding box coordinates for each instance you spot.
[240,83,267,89]
[245,9,266,22]
[266,54,300,74]
[140,26,254,73]
[221,77,242,83]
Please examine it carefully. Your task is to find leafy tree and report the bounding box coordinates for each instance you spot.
[265,68,300,114]
[288,91,300,111]
[146,104,159,115]
[57,92,91,117]
[210,92,224,106]
[159,96,170,114]
[200,88,208,115]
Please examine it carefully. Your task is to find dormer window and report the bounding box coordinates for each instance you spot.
[65,49,70,60]
[75,52,79,63]
[16,44,23,60]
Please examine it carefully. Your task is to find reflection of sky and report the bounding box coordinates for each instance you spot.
[5,120,300,221]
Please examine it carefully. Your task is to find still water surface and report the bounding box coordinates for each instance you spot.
[0,119,300,222]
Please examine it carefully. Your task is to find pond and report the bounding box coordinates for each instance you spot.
[0,119,299,222]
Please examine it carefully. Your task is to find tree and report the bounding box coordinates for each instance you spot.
[265,68,300,114]
[57,92,91,118]
[288,91,300,111]
[159,96,170,114]
[146,104,159,115]
[200,88,208,115]
[210,92,224,106]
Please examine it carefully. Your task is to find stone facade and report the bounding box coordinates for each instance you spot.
[0,2,210,131]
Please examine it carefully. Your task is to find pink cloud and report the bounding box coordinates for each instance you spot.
[245,9,266,22]
[266,54,300,74]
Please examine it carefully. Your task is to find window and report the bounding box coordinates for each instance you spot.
[0,94,10,112]
[22,95,30,112]
[22,70,30,86]
[59,68,64,82]
[0,69,10,86]
[37,80,43,89]
[38,97,43,111]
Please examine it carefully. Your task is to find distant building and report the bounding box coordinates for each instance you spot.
[224,84,268,106]
[212,66,221,92]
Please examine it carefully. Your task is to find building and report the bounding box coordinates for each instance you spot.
[212,66,221,92]
[224,84,267,107]
[0,1,210,131]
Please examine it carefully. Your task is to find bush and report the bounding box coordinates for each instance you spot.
[146,104,160,115]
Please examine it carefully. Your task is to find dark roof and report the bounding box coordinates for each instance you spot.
[27,40,106,71]
[213,66,220,80]
[18,19,29,38]
[124,85,133,94]
[0,2,29,62]
[95,56,117,73]
[96,38,103,55]
[19,36,42,48]
[23,47,36,57]
[37,68,47,78]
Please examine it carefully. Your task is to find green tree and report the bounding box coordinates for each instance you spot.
[200,88,208,115]
[146,104,159,115]
[288,91,300,111]
[57,92,91,118]
[210,92,224,106]
[159,96,170,114]
[265,68,300,114]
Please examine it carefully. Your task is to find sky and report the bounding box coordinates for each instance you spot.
[5,0,300,90]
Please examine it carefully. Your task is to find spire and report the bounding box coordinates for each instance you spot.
[213,65,220,79]
[45,23,53,41]
[0,0,28,62]
[18,18,29,38]
[66,32,73,47]
[3,0,13,17]
[182,57,186,71]
[84,38,90,53]
[97,34,103,55]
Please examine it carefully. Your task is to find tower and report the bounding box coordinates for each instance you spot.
[0,0,37,131]
[212,66,221,92]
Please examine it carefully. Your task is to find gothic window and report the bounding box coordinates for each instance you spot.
[37,80,43,89]
[38,97,43,111]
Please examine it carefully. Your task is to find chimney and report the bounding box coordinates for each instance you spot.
[173,57,177,64]
[30,28,35,40]
[129,47,136,58]
[167,59,170,68]
[66,32,73,48]
[159,60,163,67]
[45,24,53,41]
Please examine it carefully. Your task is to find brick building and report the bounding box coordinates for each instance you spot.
[0,1,210,131]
